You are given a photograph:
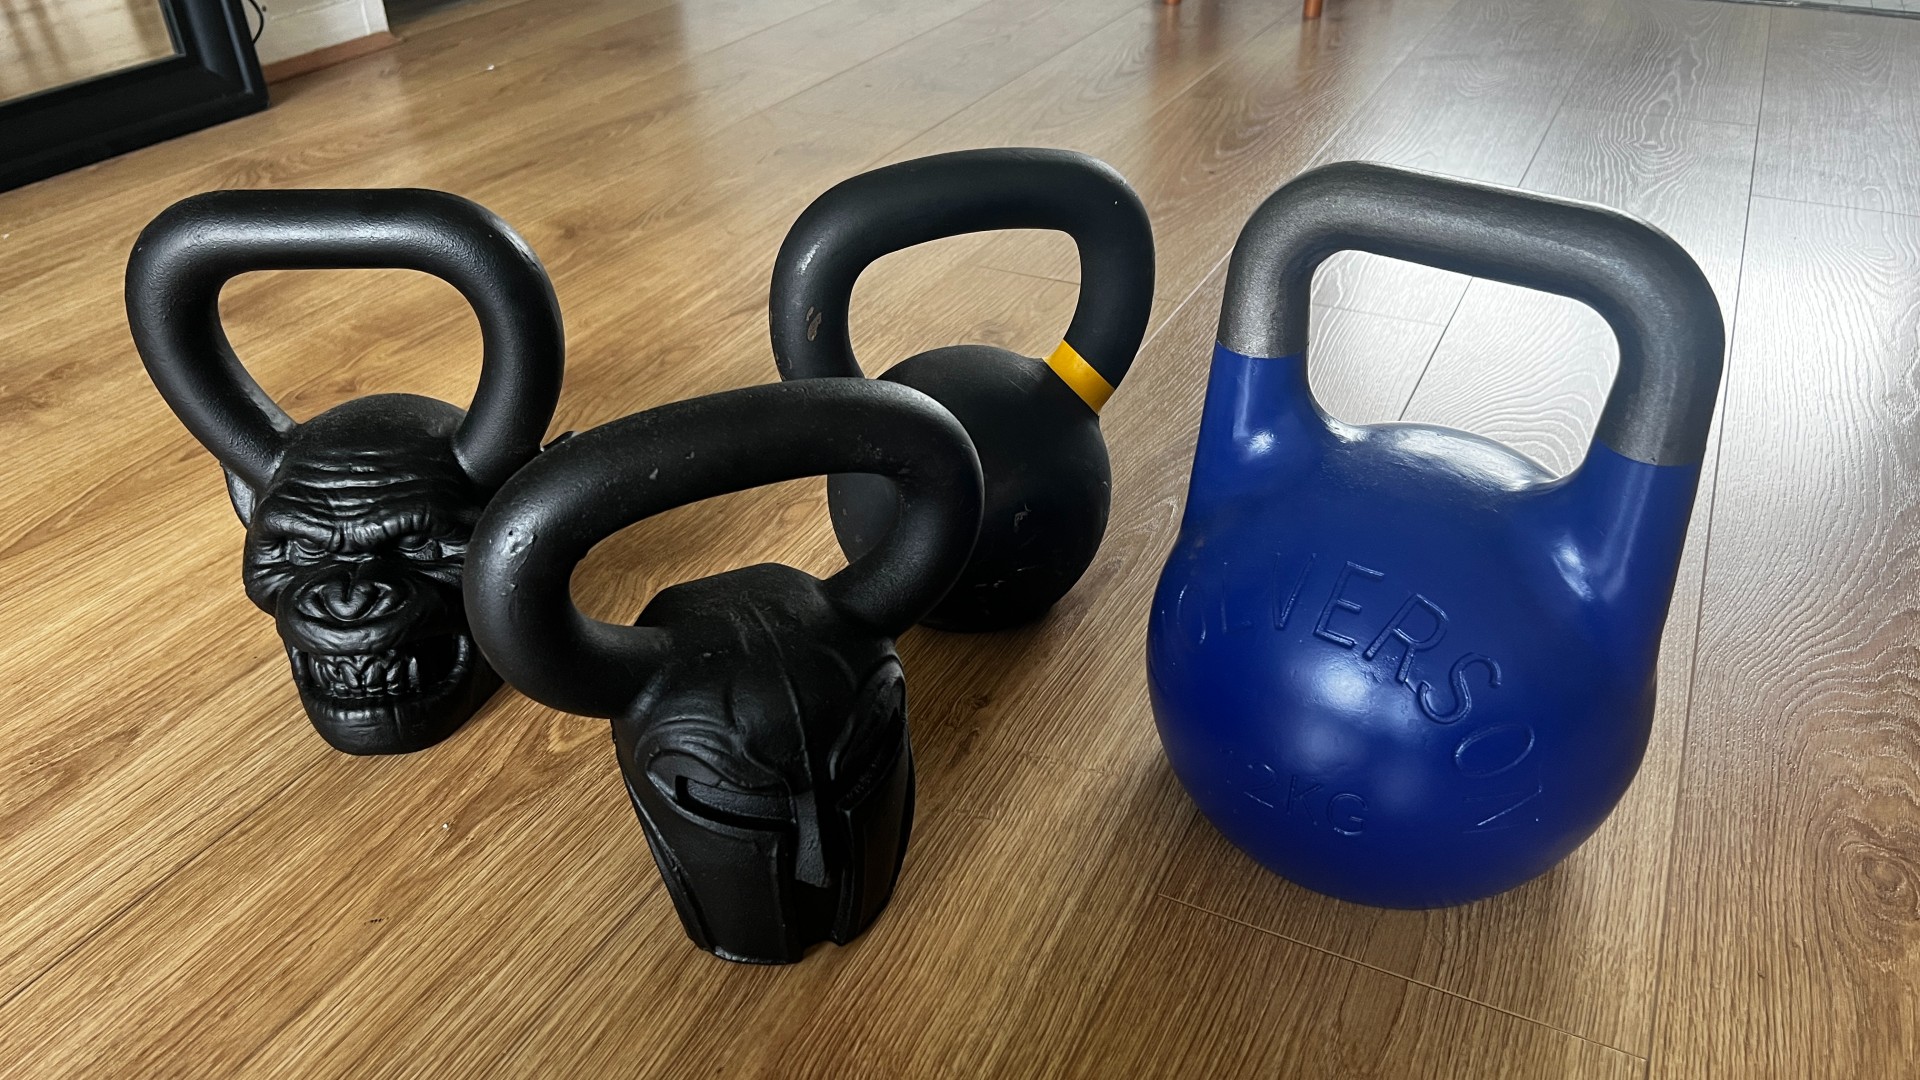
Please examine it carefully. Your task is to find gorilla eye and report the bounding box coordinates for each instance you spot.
[289,538,328,564]
[396,535,442,560]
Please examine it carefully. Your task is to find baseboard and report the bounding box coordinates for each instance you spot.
[262,31,400,83]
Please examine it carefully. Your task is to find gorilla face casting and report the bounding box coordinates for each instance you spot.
[239,399,500,754]
[126,187,564,754]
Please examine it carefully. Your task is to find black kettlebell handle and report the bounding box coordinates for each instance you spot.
[463,380,984,720]
[770,148,1155,413]
[126,188,565,491]
[1218,161,1724,466]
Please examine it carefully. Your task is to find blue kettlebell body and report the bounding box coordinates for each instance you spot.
[1149,163,1724,907]
[1149,345,1699,907]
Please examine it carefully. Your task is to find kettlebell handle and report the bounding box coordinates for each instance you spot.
[1219,161,1724,466]
[127,189,565,491]
[770,148,1155,412]
[463,380,984,720]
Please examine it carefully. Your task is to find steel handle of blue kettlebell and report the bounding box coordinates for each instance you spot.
[770,148,1155,399]
[126,189,565,491]
[463,379,985,720]
[1217,161,1724,466]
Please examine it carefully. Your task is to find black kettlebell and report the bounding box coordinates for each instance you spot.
[770,148,1154,632]
[464,380,983,964]
[127,189,564,755]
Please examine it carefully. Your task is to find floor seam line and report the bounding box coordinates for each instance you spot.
[1638,10,1774,1078]
[1748,191,1920,220]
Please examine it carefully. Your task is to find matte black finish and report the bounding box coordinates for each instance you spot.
[127,188,564,754]
[465,380,983,964]
[1218,161,1724,466]
[0,0,267,193]
[771,148,1154,631]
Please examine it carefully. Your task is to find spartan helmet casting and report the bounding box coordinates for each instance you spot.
[463,381,983,963]
[127,189,564,754]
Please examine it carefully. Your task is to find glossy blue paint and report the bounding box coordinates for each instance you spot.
[1147,344,1702,908]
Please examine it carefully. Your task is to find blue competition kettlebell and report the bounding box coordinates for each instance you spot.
[1147,162,1724,908]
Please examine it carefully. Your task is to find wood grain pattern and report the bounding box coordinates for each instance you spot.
[1754,5,1920,216]
[2,0,1916,1075]
[1060,899,1642,1079]
[1569,0,1769,125]
[1650,195,1920,1078]
[884,0,1289,162]
[778,0,1144,129]
[721,0,1009,76]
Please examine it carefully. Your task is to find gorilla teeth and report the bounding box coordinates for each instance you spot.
[289,647,429,698]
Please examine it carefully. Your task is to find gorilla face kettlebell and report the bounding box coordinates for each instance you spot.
[1148,162,1725,908]
[127,189,564,755]
[464,380,983,964]
[771,148,1154,632]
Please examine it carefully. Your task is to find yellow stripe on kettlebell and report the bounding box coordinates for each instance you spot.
[1043,340,1115,413]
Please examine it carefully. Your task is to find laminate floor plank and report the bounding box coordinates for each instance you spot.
[1754,5,1920,216]
[1649,195,1920,1079]
[881,0,1288,163]
[778,0,1145,130]
[0,0,761,241]
[718,0,1012,76]
[1570,0,1770,125]
[1056,898,1643,1079]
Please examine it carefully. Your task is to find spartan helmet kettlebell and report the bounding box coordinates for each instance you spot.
[1148,162,1724,908]
[464,380,983,964]
[127,189,564,755]
[771,148,1154,632]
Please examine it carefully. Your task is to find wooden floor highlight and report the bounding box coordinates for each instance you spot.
[0,0,1913,1075]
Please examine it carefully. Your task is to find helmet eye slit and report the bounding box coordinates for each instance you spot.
[673,774,791,829]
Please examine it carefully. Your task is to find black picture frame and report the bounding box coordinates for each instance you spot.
[0,0,267,193]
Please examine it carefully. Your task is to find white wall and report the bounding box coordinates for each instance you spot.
[253,0,389,66]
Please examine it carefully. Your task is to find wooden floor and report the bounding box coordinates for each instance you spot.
[1,0,1915,1075]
